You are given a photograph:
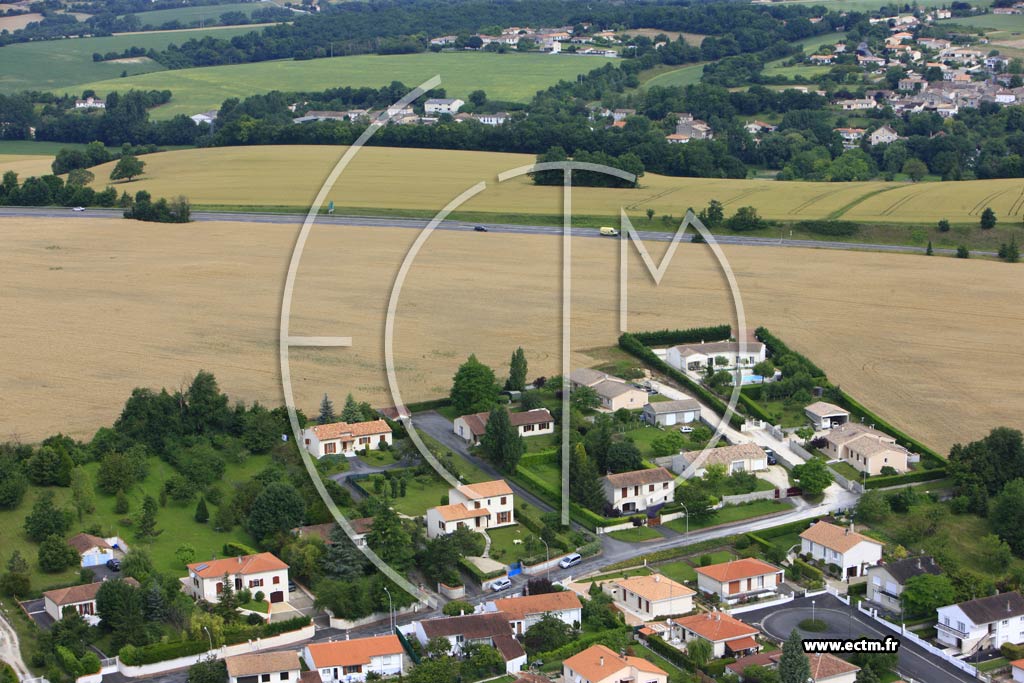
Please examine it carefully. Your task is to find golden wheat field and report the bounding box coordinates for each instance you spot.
[1,216,1021,454]
[75,145,1024,225]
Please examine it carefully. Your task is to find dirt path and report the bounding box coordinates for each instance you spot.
[0,610,31,679]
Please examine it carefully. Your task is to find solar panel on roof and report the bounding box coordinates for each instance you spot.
[195,563,209,571]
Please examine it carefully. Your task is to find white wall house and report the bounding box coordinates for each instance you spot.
[184,553,290,604]
[226,652,301,683]
[682,442,769,479]
[303,636,405,683]
[425,480,515,539]
[424,98,465,114]
[668,611,761,659]
[412,612,527,673]
[485,592,582,635]
[865,556,941,613]
[799,521,883,578]
[665,340,766,372]
[602,467,675,514]
[695,558,784,602]
[936,592,1024,655]
[302,420,393,458]
[43,578,139,623]
[641,399,700,427]
[607,574,694,621]
[453,408,554,445]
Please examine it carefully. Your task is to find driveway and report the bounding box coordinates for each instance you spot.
[739,595,976,683]
[329,451,416,497]
[19,597,54,630]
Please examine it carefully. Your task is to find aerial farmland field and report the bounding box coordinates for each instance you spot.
[120,0,281,27]
[2,216,1021,455]
[0,25,262,94]
[74,52,617,119]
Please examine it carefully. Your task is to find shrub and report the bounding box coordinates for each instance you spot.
[794,220,859,237]
[734,535,751,550]
[799,618,827,632]
[1001,642,1024,660]
[118,640,209,666]
[222,541,258,557]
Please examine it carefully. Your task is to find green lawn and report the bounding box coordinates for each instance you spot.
[940,13,1024,31]
[0,456,268,590]
[0,26,262,94]
[125,1,280,28]
[977,657,1009,673]
[75,51,617,119]
[829,460,863,482]
[358,446,403,468]
[664,500,793,534]
[524,433,559,453]
[485,525,534,564]
[641,62,705,89]
[0,140,119,156]
[701,550,736,564]
[578,567,653,584]
[241,600,268,613]
[519,452,561,485]
[375,472,450,517]
[608,526,662,542]
[655,560,697,582]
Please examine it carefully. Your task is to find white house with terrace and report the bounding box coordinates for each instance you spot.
[183,553,290,604]
[425,480,515,539]
[936,592,1024,654]
[302,419,393,458]
[665,340,766,372]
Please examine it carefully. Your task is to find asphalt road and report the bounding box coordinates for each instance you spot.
[0,206,995,256]
[740,595,976,683]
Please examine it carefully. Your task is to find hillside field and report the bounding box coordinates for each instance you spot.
[1,216,1022,455]
[75,52,616,119]
[71,145,1024,238]
[0,25,262,94]
[121,0,280,27]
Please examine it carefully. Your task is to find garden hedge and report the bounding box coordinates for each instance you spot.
[645,634,693,670]
[864,468,948,489]
[539,627,632,663]
[632,325,731,347]
[119,640,208,666]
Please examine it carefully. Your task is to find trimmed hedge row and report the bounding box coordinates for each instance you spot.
[754,517,815,540]
[645,634,693,671]
[632,325,731,347]
[618,333,745,429]
[405,397,452,412]
[738,390,774,422]
[755,326,826,379]
[119,640,208,666]
[746,532,773,552]
[793,558,823,581]
[459,557,506,583]
[864,468,948,490]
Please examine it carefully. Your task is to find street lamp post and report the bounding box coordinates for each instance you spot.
[679,502,689,537]
[383,586,394,633]
[812,599,816,625]
[202,626,213,651]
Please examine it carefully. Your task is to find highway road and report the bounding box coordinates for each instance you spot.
[0,206,995,256]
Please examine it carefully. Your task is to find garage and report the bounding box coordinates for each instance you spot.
[269,591,284,604]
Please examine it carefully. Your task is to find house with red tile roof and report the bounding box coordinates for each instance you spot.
[665,610,760,658]
[485,591,582,635]
[563,644,667,683]
[800,521,883,578]
[184,553,289,604]
[226,652,301,683]
[695,558,784,602]
[608,574,695,621]
[303,635,405,682]
[302,420,392,458]
[453,408,554,445]
[425,480,515,539]
[727,651,860,682]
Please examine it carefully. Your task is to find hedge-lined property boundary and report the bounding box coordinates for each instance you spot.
[632,325,731,347]
[755,326,827,379]
[618,332,744,429]
[864,468,948,489]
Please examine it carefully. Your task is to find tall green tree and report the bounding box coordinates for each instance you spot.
[341,393,363,422]
[24,491,72,541]
[902,573,956,619]
[322,525,369,580]
[980,206,997,229]
[570,384,601,411]
[188,656,227,683]
[136,495,159,539]
[479,408,524,474]
[569,443,605,513]
[522,613,574,654]
[247,482,305,541]
[505,347,528,391]
[792,457,833,496]
[38,534,78,572]
[779,630,810,683]
[318,393,335,424]
[991,478,1024,555]
[194,496,209,523]
[366,506,414,572]
[184,371,231,436]
[110,154,145,182]
[450,354,499,414]
[70,468,96,521]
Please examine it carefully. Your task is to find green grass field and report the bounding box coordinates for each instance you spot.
[125,1,281,28]
[664,500,792,533]
[939,13,1024,31]
[75,52,615,119]
[372,472,450,516]
[0,456,267,591]
[608,526,662,542]
[655,560,697,582]
[641,63,705,89]
[0,26,262,94]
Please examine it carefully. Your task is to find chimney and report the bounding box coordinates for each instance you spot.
[599,656,604,667]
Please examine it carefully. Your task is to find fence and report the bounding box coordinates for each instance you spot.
[727,593,794,615]
[856,601,979,678]
[721,489,777,506]
[826,464,865,494]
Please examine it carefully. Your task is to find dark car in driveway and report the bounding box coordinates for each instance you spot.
[106,558,121,571]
